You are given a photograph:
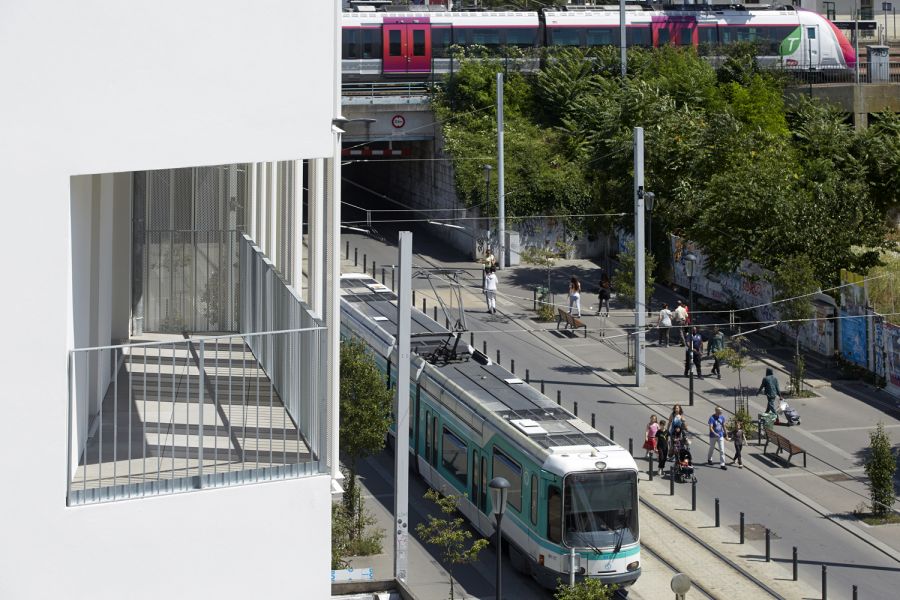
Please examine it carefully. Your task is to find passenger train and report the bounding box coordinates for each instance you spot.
[340,273,641,588]
[342,4,856,80]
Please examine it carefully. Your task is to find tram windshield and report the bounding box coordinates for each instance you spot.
[563,470,638,550]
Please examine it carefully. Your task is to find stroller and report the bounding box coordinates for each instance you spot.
[673,447,695,483]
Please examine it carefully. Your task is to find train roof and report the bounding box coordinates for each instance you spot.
[340,274,627,464]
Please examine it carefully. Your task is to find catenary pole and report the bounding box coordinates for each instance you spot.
[497,72,505,269]
[634,127,646,387]
[394,231,412,582]
[620,0,627,77]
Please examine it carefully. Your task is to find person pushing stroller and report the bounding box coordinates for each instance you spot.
[670,425,694,482]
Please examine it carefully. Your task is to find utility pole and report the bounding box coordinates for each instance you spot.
[619,0,627,77]
[394,231,412,582]
[634,127,646,387]
[497,72,505,269]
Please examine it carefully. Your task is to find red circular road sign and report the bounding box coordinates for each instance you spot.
[391,114,406,129]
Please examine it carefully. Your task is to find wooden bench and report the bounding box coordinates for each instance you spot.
[556,307,587,338]
[763,427,807,467]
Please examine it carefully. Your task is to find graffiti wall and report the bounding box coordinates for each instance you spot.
[839,270,869,368]
[669,236,836,356]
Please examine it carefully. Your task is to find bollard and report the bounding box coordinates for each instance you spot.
[792,547,798,582]
[354,248,358,266]
[363,253,367,272]
[822,565,827,600]
[511,359,515,374]
[470,332,474,346]
[629,438,634,456]
[649,454,654,481]
[497,349,501,364]
[689,371,694,406]
[372,261,376,278]
[715,498,720,527]
[556,390,561,405]
[525,369,529,382]
[541,380,545,394]
[591,413,596,428]
[852,584,857,600]
[740,512,745,544]
[423,298,426,313]
[691,478,697,511]
[574,402,578,416]
[670,466,675,495]
[433,306,437,321]
[445,318,450,329]
[765,528,771,562]
[391,270,395,290]
[381,267,385,285]
[412,290,416,305]
[483,340,487,355]
[345,240,349,259]
[609,425,615,441]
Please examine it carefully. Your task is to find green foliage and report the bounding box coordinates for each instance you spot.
[864,422,897,517]
[773,255,817,330]
[554,577,618,600]
[416,489,489,600]
[715,335,750,392]
[331,481,384,569]
[521,241,574,293]
[612,240,656,309]
[866,254,900,325]
[727,408,758,438]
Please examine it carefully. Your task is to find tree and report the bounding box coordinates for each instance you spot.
[715,335,750,398]
[416,489,489,600]
[772,255,818,396]
[554,578,617,600]
[339,338,393,530]
[864,422,897,517]
[612,240,656,309]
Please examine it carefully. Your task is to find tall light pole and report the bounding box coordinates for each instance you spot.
[645,191,655,317]
[684,252,697,406]
[484,164,493,257]
[489,477,510,600]
[619,0,627,77]
[496,73,506,269]
[634,127,646,387]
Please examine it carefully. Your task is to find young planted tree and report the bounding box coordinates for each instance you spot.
[611,240,656,309]
[416,489,489,600]
[521,241,574,320]
[554,578,617,600]
[773,256,818,396]
[339,338,393,536]
[864,422,897,518]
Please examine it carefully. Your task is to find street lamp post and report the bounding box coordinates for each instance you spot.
[684,252,697,406]
[489,477,510,600]
[645,192,655,317]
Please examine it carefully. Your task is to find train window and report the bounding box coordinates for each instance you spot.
[530,474,538,526]
[388,29,402,57]
[432,27,451,58]
[361,29,381,59]
[472,28,501,49]
[807,27,816,40]
[412,29,426,57]
[442,428,468,488]
[342,30,360,59]
[586,28,617,47]
[698,26,718,48]
[504,28,538,48]
[549,28,583,47]
[627,28,651,48]
[657,28,670,46]
[492,448,522,512]
[678,29,693,46]
[547,485,562,543]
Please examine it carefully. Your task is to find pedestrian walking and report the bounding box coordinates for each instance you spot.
[730,420,745,468]
[756,367,783,415]
[709,327,725,379]
[484,267,498,314]
[657,303,672,346]
[568,276,582,318]
[707,406,727,469]
[643,415,659,458]
[598,276,611,317]
[684,327,703,378]
[656,419,670,475]
[673,300,688,346]
[481,247,496,271]
[668,404,685,438]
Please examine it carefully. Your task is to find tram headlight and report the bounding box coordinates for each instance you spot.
[595,461,607,470]
[626,561,640,572]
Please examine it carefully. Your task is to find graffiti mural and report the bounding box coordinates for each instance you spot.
[839,270,869,368]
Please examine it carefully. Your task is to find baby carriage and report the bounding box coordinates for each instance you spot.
[673,447,695,483]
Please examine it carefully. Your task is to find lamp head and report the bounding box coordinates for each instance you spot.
[488,477,510,516]
[644,191,655,212]
[684,252,697,278]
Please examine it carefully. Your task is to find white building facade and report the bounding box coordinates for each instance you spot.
[0,2,343,598]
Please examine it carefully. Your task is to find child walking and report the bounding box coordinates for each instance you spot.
[730,420,745,468]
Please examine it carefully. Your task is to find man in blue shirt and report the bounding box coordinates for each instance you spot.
[707,406,727,470]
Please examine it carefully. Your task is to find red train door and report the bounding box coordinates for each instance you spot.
[652,16,697,47]
[383,18,431,74]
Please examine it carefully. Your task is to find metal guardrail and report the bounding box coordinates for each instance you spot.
[342,81,436,103]
[783,62,900,84]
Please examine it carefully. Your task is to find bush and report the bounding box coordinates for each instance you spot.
[554,578,618,600]
[865,422,897,517]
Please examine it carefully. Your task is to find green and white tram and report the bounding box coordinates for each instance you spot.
[340,274,641,588]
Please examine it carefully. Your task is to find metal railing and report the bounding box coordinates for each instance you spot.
[783,62,900,84]
[341,81,436,104]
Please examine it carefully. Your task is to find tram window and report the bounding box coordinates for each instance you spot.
[504,28,538,48]
[472,454,480,508]
[432,28,451,58]
[425,412,432,463]
[547,485,562,543]
[412,29,426,56]
[481,457,487,510]
[627,28,651,47]
[472,28,501,49]
[678,29,693,46]
[698,26,718,47]
[362,29,381,59]
[530,474,538,526]
[586,28,617,47]
[388,29,402,57]
[807,27,816,40]
[550,28,583,47]
[492,448,522,512]
[343,30,360,59]
[431,416,438,467]
[442,428,468,488]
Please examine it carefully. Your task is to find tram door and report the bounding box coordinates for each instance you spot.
[383,18,432,74]
[652,16,697,48]
[805,25,820,68]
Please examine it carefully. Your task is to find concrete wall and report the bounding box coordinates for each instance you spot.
[793,83,900,128]
[0,2,336,598]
